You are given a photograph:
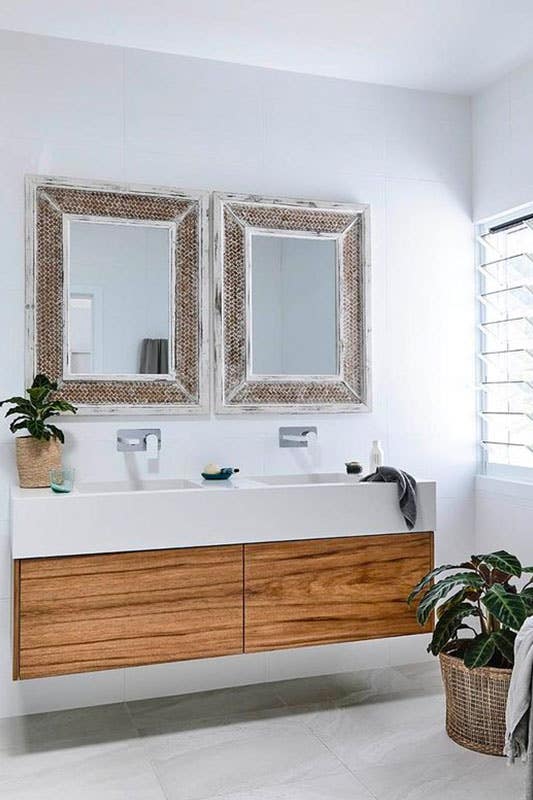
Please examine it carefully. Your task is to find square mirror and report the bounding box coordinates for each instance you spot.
[250,233,339,377]
[66,218,173,379]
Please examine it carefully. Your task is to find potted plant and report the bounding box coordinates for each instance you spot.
[0,374,77,488]
[408,550,533,756]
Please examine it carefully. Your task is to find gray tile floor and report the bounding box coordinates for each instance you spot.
[0,662,525,799]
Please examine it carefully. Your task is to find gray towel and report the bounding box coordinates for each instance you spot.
[360,466,417,530]
[505,617,533,796]
[139,338,169,374]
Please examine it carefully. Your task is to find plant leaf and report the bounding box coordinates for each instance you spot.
[27,386,50,407]
[428,603,477,656]
[0,396,29,409]
[46,424,64,444]
[520,587,533,613]
[493,629,516,664]
[26,419,46,440]
[4,403,33,418]
[483,584,527,630]
[9,420,29,434]
[407,564,467,605]
[32,374,57,390]
[464,634,496,669]
[474,551,522,578]
[436,588,467,619]
[416,573,484,626]
[40,400,77,419]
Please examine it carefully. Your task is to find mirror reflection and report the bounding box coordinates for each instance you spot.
[68,220,171,377]
[250,234,338,376]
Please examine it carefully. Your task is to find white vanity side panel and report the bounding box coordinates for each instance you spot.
[10,482,435,559]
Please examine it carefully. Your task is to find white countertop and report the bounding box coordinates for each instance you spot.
[10,476,436,559]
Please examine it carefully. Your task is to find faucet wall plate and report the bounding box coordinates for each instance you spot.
[279,426,318,448]
[117,429,161,453]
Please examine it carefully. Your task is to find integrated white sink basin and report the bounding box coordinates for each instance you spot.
[10,474,436,560]
[78,478,200,494]
[251,472,359,487]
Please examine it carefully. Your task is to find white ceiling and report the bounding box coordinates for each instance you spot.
[1,0,533,95]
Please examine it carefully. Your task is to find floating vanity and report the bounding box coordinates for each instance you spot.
[10,476,435,680]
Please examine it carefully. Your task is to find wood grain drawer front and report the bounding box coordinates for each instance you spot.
[244,533,433,653]
[16,545,244,679]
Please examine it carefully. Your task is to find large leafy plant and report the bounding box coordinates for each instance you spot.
[408,550,533,669]
[0,374,76,443]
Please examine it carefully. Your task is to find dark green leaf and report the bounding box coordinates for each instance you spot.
[474,551,522,578]
[522,566,533,574]
[0,396,29,409]
[40,399,77,419]
[416,573,483,626]
[9,420,29,434]
[27,386,51,406]
[26,419,46,440]
[5,403,33,418]
[32,374,57,390]
[436,588,467,619]
[464,634,496,669]
[520,588,533,613]
[428,603,477,656]
[493,629,516,664]
[407,564,466,605]
[46,424,64,444]
[483,584,527,630]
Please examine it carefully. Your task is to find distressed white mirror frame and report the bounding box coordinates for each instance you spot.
[26,175,209,415]
[213,192,371,414]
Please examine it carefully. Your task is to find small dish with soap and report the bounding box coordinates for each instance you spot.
[201,463,240,481]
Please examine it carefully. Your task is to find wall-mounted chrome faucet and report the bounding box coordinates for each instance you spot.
[117,429,161,457]
[279,426,318,448]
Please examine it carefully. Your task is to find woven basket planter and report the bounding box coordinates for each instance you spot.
[16,437,62,488]
[439,651,511,756]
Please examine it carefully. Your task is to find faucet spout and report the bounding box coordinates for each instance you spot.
[279,426,318,448]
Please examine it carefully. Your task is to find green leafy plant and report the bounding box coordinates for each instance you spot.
[408,550,533,669]
[0,374,76,443]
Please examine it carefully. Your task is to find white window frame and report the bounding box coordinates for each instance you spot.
[477,202,533,482]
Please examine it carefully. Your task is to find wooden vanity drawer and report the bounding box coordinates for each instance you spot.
[14,545,244,679]
[243,532,433,652]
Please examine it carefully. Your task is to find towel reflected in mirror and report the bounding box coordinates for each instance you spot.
[139,338,169,374]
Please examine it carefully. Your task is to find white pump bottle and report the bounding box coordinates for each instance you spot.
[369,440,384,472]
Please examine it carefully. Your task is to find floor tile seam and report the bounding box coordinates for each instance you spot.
[304,726,380,800]
[171,758,352,800]
[123,700,170,799]
[121,700,144,738]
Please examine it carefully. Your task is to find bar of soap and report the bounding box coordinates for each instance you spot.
[203,462,221,475]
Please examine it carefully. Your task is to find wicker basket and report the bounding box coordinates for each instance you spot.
[439,651,511,756]
[16,437,62,488]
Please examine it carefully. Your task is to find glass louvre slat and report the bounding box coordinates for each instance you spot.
[479,253,533,289]
[480,349,533,383]
[482,442,533,468]
[480,286,533,322]
[482,412,533,441]
[481,317,533,350]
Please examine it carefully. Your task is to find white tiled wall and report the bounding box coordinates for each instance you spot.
[473,57,533,221]
[0,30,474,717]
[472,56,533,560]
[475,477,533,564]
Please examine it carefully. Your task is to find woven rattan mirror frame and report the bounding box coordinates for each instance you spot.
[213,192,371,414]
[26,175,209,415]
